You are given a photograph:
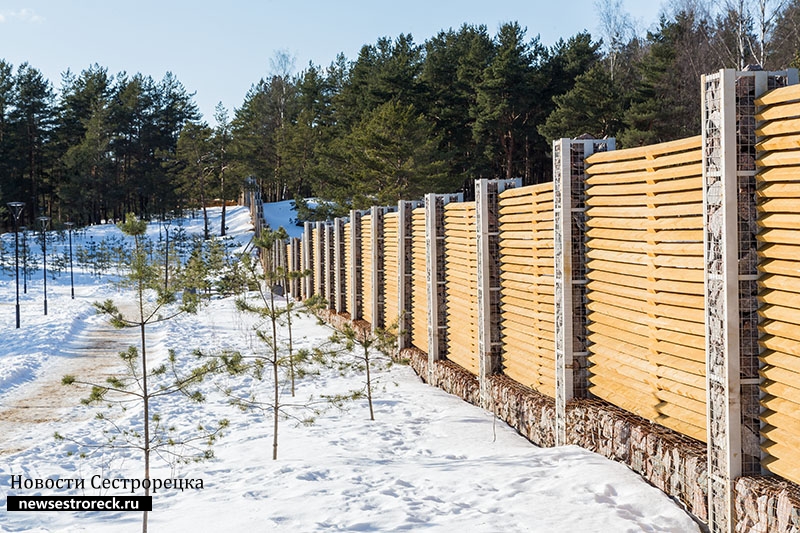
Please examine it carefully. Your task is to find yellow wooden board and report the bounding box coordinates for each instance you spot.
[501,329,555,353]
[758,197,797,216]
[589,332,706,376]
[761,342,800,376]
[655,381,706,411]
[759,243,800,262]
[757,98,800,121]
[761,319,800,344]
[757,117,800,137]
[502,352,555,373]
[587,248,704,269]
[589,305,705,349]
[757,181,800,198]
[588,238,702,257]
[762,456,800,486]
[755,132,800,152]
[502,263,556,276]
[587,258,704,283]
[586,227,703,243]
[587,202,703,219]
[586,188,703,207]
[758,228,800,246]
[501,313,555,336]
[759,213,800,230]
[587,269,704,296]
[589,299,705,337]
[588,279,704,309]
[585,135,701,165]
[590,383,662,424]
[587,215,703,231]
[654,404,706,440]
[501,286,554,304]
[587,175,701,197]
[500,269,555,285]
[757,164,800,183]
[590,374,660,411]
[756,150,800,167]
[762,365,800,393]
[756,84,800,106]
[589,290,705,325]
[586,162,702,186]
[587,148,702,176]
[759,258,800,277]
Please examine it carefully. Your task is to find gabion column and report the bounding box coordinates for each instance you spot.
[553,136,615,447]
[702,67,798,533]
[349,210,363,321]
[477,178,519,409]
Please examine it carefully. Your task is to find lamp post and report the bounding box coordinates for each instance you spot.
[7,202,25,329]
[65,222,75,299]
[20,226,27,294]
[37,216,50,316]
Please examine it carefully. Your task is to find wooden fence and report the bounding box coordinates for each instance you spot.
[498,183,555,398]
[756,83,800,485]
[584,136,707,442]
[275,69,800,533]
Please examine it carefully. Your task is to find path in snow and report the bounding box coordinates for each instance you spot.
[0,308,139,457]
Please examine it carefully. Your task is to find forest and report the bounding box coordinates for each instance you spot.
[2,0,800,228]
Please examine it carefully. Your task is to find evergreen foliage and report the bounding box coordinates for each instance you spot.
[3,4,800,223]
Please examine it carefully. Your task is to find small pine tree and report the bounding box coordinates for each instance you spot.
[320,323,399,421]
[60,213,225,533]
[210,228,324,460]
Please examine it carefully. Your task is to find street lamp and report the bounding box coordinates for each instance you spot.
[20,226,27,294]
[37,216,50,316]
[65,222,75,299]
[7,202,25,328]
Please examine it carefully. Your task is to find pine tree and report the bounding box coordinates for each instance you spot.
[61,214,225,533]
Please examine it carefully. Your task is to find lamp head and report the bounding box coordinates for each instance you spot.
[7,202,24,221]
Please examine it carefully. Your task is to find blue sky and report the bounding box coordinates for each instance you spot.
[0,1,665,123]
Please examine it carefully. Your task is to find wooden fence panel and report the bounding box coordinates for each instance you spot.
[383,212,400,332]
[756,84,800,485]
[444,201,479,375]
[498,183,556,397]
[361,214,373,325]
[585,135,707,442]
[411,206,428,353]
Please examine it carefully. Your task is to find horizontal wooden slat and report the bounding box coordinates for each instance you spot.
[756,83,800,106]
[585,135,701,165]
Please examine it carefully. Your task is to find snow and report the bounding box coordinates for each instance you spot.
[261,199,305,238]
[0,204,701,532]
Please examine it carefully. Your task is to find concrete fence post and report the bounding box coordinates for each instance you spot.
[553,137,615,447]
[701,67,798,533]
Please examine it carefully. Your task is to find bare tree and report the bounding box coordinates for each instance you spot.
[595,0,638,81]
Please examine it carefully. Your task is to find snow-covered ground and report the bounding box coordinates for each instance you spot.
[0,205,701,532]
